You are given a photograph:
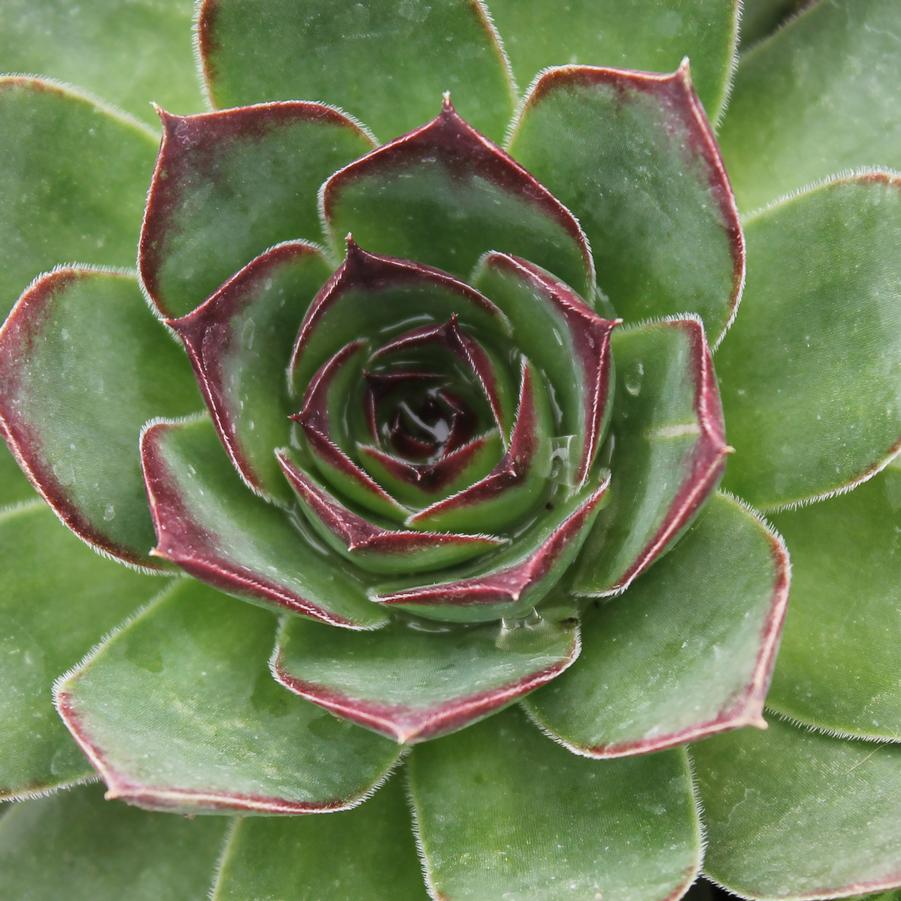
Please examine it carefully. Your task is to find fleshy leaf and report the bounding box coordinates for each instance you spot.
[717,174,901,510]
[289,241,510,399]
[694,718,901,899]
[211,776,424,900]
[139,102,374,318]
[272,607,579,743]
[409,707,701,901]
[0,268,200,569]
[473,252,617,485]
[739,0,808,48]
[0,502,167,799]
[0,783,227,900]
[406,360,553,533]
[373,474,610,623]
[525,492,789,757]
[767,467,901,741]
[0,2,204,124]
[508,62,744,343]
[168,241,331,504]
[55,580,401,814]
[141,416,388,630]
[196,0,515,142]
[277,450,504,575]
[574,317,728,596]
[718,0,901,211]
[322,99,595,296]
[0,77,156,318]
[488,0,740,120]
[0,444,33,506]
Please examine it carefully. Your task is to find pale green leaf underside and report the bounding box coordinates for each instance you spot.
[0,783,227,901]
[0,503,165,799]
[717,175,901,510]
[694,717,901,899]
[719,0,901,211]
[409,707,700,900]
[55,580,401,814]
[768,467,901,741]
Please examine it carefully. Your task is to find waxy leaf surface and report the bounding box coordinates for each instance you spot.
[718,175,901,510]
[719,0,901,211]
[273,610,579,743]
[142,416,388,630]
[509,63,744,343]
[0,269,200,568]
[694,718,901,899]
[0,77,156,317]
[575,318,728,596]
[409,707,700,901]
[0,783,227,901]
[212,776,424,900]
[0,502,166,799]
[768,467,901,741]
[197,0,515,142]
[139,103,373,318]
[322,100,594,296]
[526,492,788,757]
[55,580,401,814]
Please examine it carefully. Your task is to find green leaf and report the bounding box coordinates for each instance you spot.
[409,707,701,901]
[488,0,740,120]
[55,579,402,814]
[739,0,807,49]
[508,62,744,343]
[322,99,595,297]
[528,491,789,758]
[0,783,227,901]
[211,775,425,900]
[169,241,332,505]
[139,103,372,319]
[718,0,901,211]
[0,444,33,506]
[0,269,201,569]
[0,1,204,125]
[694,718,901,899]
[273,607,579,743]
[196,0,516,142]
[0,77,156,317]
[767,467,901,741]
[0,502,167,799]
[141,416,388,630]
[717,174,901,510]
[574,318,728,596]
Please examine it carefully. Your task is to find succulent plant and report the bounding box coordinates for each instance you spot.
[1,1,899,899]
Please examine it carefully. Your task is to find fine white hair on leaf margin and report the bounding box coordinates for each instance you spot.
[402,763,444,901]
[712,0,743,131]
[206,817,243,901]
[0,772,101,806]
[764,705,900,746]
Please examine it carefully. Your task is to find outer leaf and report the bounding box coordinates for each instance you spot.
[694,718,901,899]
[574,318,728,596]
[409,707,701,901]
[0,502,166,799]
[211,776,425,900]
[0,784,227,901]
[0,1,203,124]
[272,607,579,743]
[168,241,331,504]
[139,103,374,318]
[717,174,901,510]
[0,444,33,506]
[141,416,388,630]
[739,0,807,48]
[322,99,595,297]
[767,467,901,741]
[508,62,744,344]
[525,492,789,757]
[0,269,200,569]
[0,77,156,317]
[718,0,901,211]
[55,580,402,814]
[373,474,610,623]
[488,0,740,120]
[196,0,515,142]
